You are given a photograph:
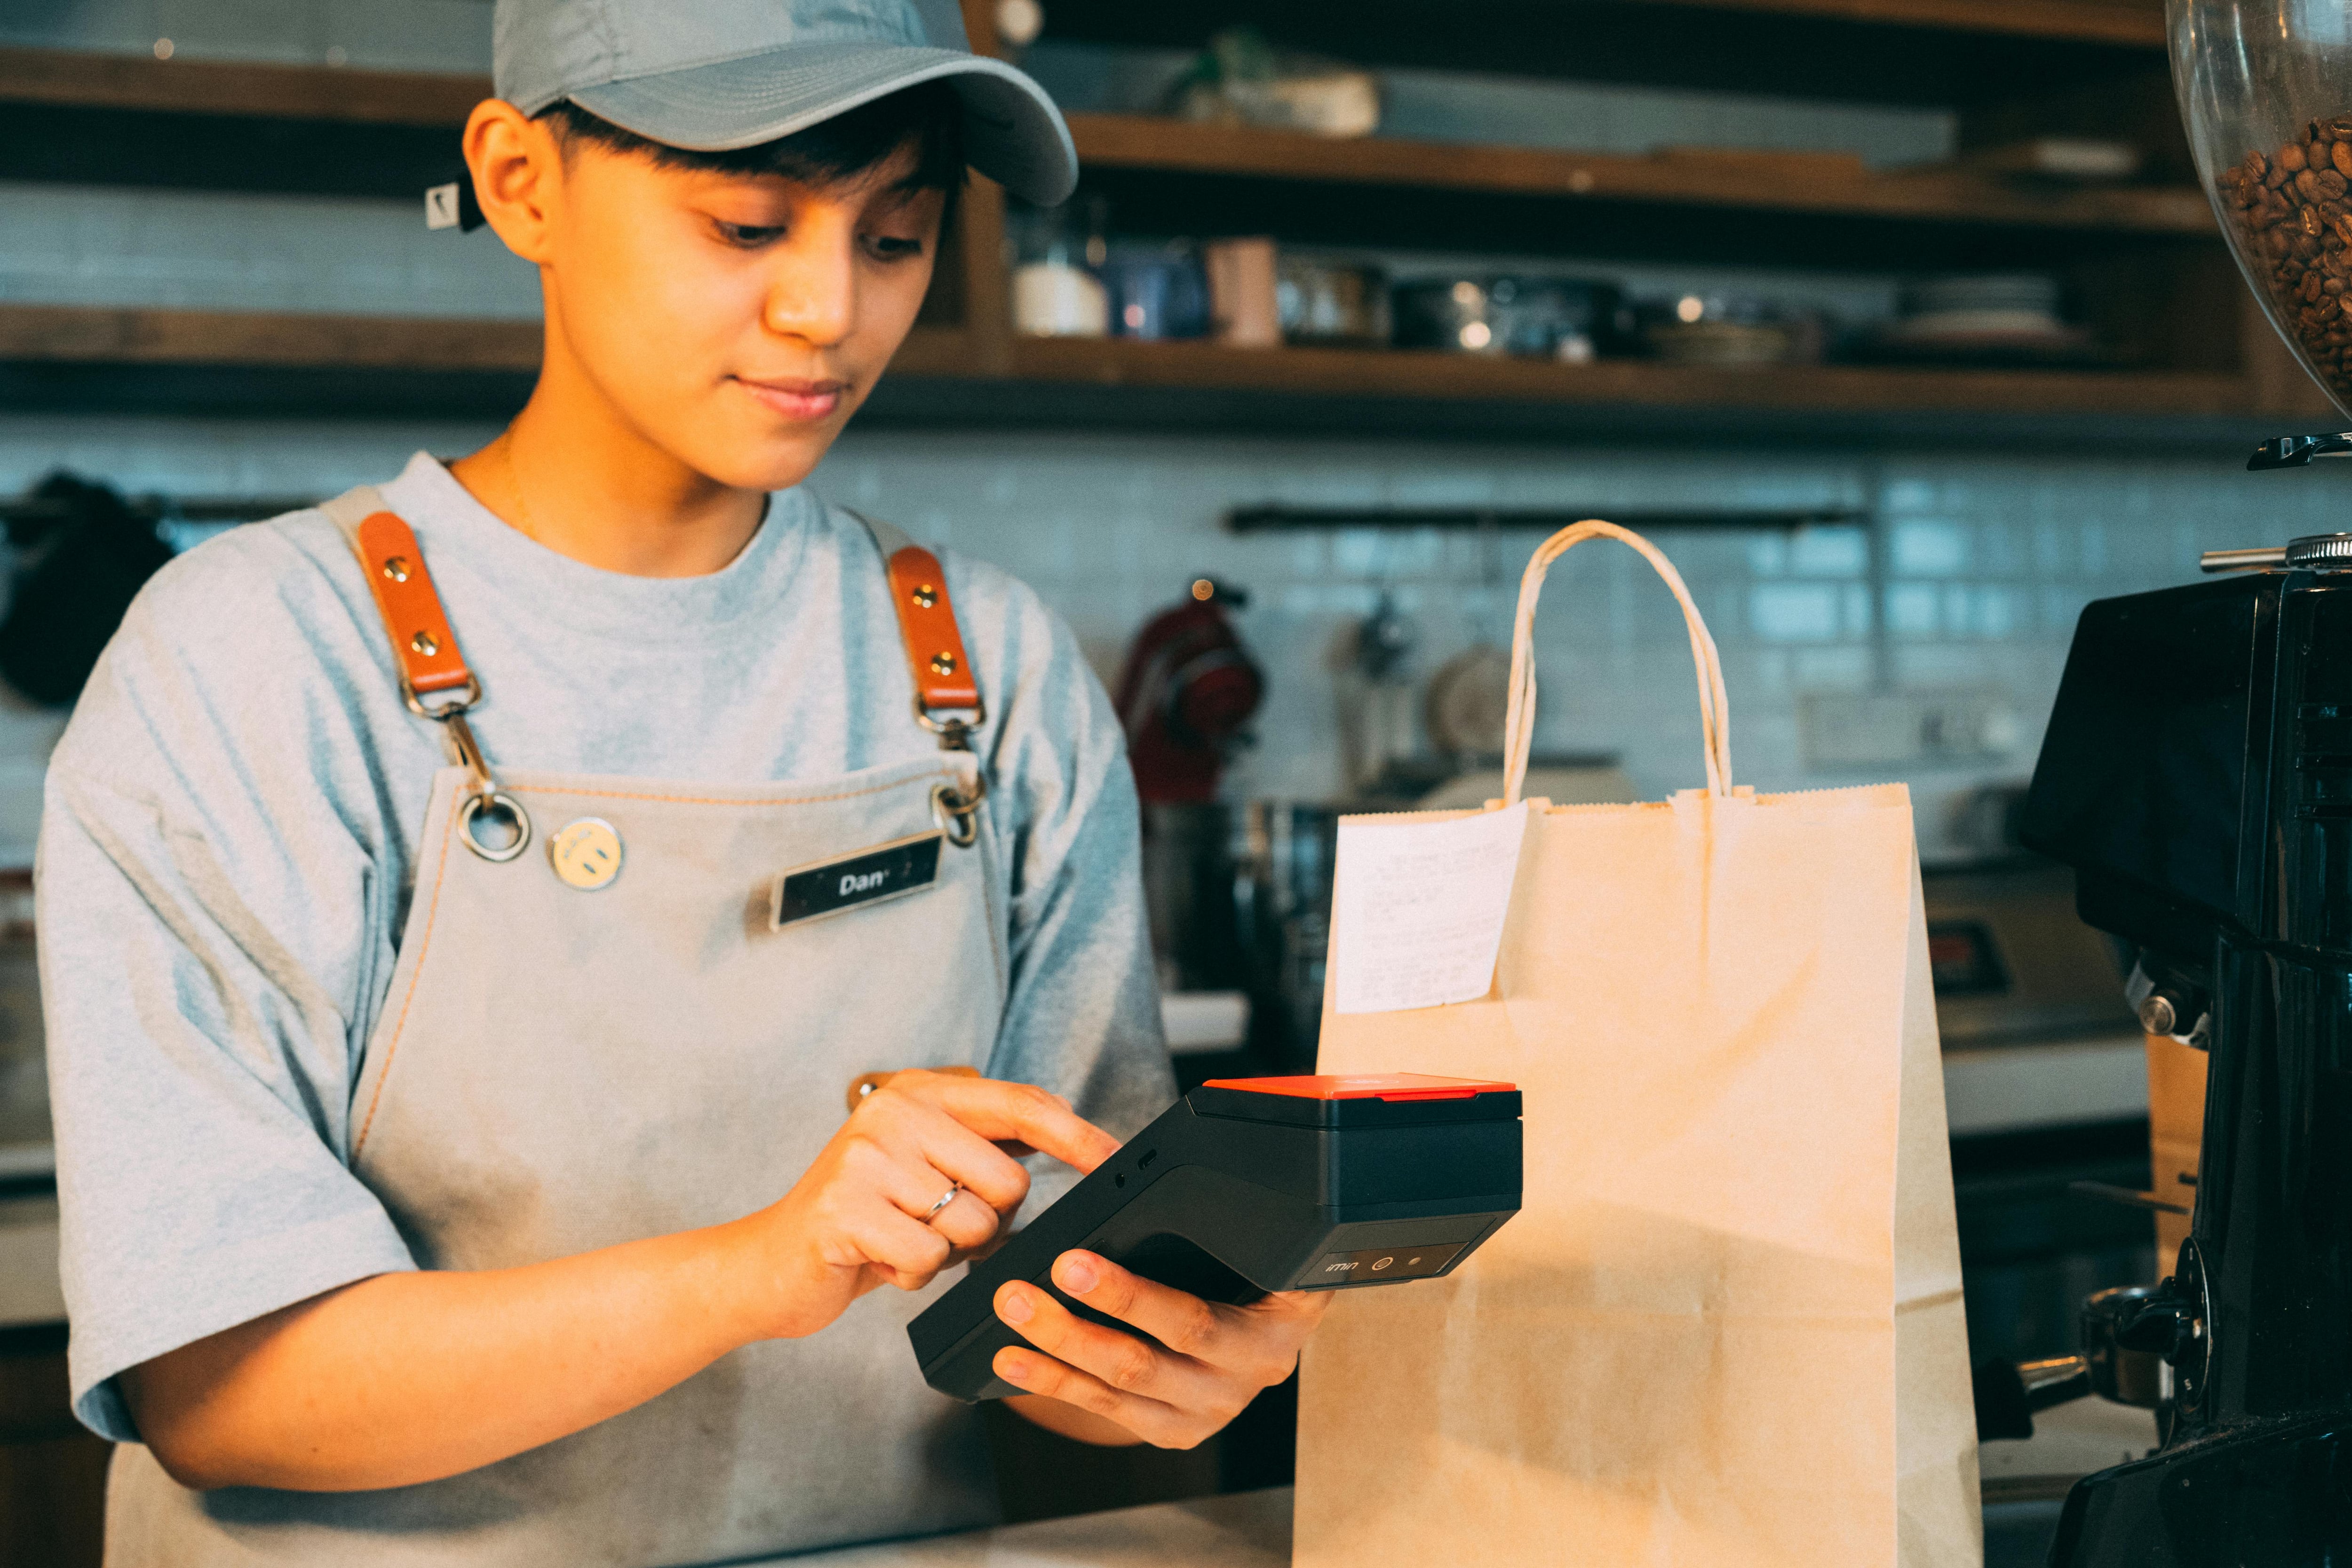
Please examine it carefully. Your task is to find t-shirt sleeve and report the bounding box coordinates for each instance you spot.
[38,537,418,1441]
[964,568,1176,1218]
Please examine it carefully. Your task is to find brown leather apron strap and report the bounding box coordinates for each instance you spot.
[319,486,478,716]
[852,510,984,743]
[319,485,532,864]
[360,512,480,712]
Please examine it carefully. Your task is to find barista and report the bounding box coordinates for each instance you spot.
[35,1,1327,1562]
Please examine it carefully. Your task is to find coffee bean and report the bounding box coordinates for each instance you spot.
[2220,115,2352,398]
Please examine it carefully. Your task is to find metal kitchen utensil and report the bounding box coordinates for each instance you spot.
[1276,256,1389,345]
[1392,276,1625,360]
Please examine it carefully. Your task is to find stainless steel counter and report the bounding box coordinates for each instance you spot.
[762,1490,1287,1568]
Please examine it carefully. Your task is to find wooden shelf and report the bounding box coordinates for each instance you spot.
[1003,334,2254,417]
[1045,0,2169,52]
[1069,115,2214,237]
[1635,0,2163,45]
[0,9,2295,444]
[1035,0,2164,109]
[0,304,538,371]
[0,304,994,379]
[0,302,2265,423]
[0,46,483,127]
[0,48,2210,243]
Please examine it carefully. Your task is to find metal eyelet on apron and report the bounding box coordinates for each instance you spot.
[922,709,987,850]
[930,778,985,849]
[419,694,534,864]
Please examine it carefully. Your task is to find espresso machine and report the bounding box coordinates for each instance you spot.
[1993,3,2352,1559]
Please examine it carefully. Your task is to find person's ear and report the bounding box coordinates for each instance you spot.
[463,99,564,265]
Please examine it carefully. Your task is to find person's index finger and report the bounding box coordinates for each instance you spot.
[934,1077,1122,1173]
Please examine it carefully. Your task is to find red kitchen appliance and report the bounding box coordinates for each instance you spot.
[1113,578,1263,803]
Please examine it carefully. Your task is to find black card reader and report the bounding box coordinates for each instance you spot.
[907,1073,1523,1401]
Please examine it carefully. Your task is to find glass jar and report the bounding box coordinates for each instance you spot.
[2173,0,2352,418]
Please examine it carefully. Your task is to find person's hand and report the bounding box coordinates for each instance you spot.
[990,1250,1332,1448]
[749,1071,1120,1340]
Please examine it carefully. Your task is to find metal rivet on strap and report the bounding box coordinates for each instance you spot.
[929,651,957,676]
[381,556,411,583]
[911,583,938,609]
[410,630,440,657]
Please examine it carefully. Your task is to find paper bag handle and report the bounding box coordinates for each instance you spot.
[1502,520,1733,805]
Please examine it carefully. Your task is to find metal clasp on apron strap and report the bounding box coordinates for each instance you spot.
[325,490,533,863]
[859,511,988,850]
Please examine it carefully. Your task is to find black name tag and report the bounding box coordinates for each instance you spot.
[771,831,945,930]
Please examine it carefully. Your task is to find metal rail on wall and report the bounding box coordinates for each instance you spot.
[1223,504,1871,532]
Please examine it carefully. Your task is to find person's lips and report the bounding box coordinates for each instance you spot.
[734,374,850,422]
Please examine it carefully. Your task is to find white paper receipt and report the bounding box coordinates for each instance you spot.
[1333,804,1531,1014]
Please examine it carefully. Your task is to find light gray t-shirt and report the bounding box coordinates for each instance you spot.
[37,451,1174,1440]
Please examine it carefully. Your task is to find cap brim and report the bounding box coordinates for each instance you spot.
[567,43,1077,207]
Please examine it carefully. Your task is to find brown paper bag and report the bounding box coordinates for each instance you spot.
[1294,522,1979,1568]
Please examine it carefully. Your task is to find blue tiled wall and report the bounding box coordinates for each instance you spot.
[0,413,2318,866]
[0,7,2320,867]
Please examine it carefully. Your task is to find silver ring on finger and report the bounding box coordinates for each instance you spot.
[922,1182,963,1223]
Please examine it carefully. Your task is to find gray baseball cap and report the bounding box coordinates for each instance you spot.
[493,0,1077,205]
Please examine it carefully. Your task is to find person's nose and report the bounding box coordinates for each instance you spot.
[762,224,858,350]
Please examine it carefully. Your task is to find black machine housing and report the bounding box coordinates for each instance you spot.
[2020,566,2352,1562]
[908,1074,1522,1401]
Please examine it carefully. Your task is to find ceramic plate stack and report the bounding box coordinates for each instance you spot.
[1873,273,2096,363]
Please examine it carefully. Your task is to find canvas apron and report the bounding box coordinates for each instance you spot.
[105,490,1010,1567]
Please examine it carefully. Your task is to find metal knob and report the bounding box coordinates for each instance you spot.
[2082,1285,2187,1409]
[2288,533,2352,570]
[2201,533,2352,574]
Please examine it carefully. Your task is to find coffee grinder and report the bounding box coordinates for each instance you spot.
[1998,3,2352,1559]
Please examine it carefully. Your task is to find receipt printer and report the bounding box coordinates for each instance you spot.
[907,1073,1522,1401]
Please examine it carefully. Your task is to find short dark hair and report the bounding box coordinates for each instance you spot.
[541,80,966,218]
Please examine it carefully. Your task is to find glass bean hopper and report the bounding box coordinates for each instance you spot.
[2175,0,2352,467]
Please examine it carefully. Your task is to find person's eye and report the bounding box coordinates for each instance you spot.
[865,233,927,262]
[715,221,787,248]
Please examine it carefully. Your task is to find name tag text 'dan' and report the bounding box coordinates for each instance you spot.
[770,831,946,930]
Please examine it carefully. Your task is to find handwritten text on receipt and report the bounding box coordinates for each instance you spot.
[1333,804,1530,1014]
